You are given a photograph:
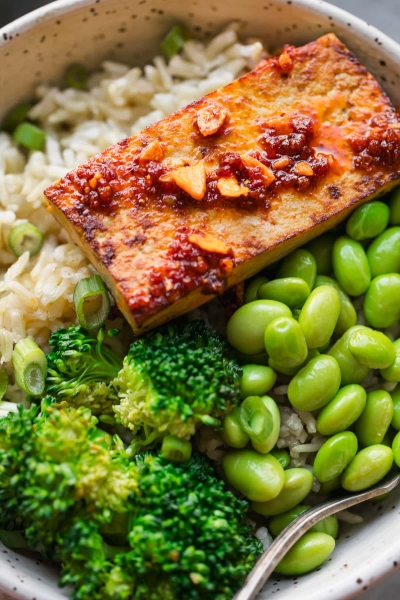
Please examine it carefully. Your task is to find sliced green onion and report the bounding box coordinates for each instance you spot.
[12,338,48,396]
[13,122,46,151]
[2,103,32,133]
[0,368,8,401]
[160,25,186,60]
[64,63,89,89]
[239,396,273,443]
[161,435,192,462]
[8,222,44,257]
[74,275,111,330]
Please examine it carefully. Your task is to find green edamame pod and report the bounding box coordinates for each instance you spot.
[354,390,394,447]
[244,275,268,304]
[313,432,358,483]
[381,339,400,382]
[391,386,400,430]
[240,364,277,398]
[314,275,357,336]
[299,285,340,349]
[251,396,281,454]
[346,201,389,241]
[264,317,308,368]
[252,468,313,516]
[348,328,395,369]
[366,227,400,278]
[288,355,341,411]
[305,234,335,275]
[332,236,371,296]
[269,505,339,539]
[221,407,249,448]
[222,450,285,502]
[274,532,335,576]
[389,187,400,225]
[227,300,292,354]
[277,249,317,290]
[257,278,310,309]
[341,445,393,491]
[317,384,367,436]
[269,449,291,469]
[364,273,400,328]
[328,326,370,386]
[393,431,400,467]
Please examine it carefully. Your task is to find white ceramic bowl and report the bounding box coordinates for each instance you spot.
[1,1,400,599]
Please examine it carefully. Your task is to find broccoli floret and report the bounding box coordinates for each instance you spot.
[113,320,241,445]
[46,325,123,416]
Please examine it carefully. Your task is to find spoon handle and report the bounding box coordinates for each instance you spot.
[234,472,400,600]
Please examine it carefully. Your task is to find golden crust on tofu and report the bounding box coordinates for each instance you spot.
[45,33,400,334]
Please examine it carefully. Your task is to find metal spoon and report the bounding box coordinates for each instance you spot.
[234,471,400,600]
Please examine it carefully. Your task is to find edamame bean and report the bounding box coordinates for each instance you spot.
[227,300,292,354]
[268,348,319,377]
[277,249,317,290]
[313,432,358,483]
[314,275,357,336]
[257,278,310,309]
[366,227,400,278]
[299,285,340,349]
[332,236,371,296]
[364,274,400,328]
[389,186,400,225]
[346,201,390,241]
[270,449,291,469]
[250,396,281,454]
[317,384,367,436]
[381,339,400,382]
[238,396,280,454]
[319,476,342,496]
[221,408,249,448]
[252,468,313,516]
[305,234,335,275]
[348,328,395,369]
[244,275,269,304]
[236,349,270,366]
[341,445,393,491]
[391,386,400,430]
[222,450,285,502]
[240,364,277,398]
[264,317,308,368]
[328,326,370,386]
[392,431,400,467]
[288,355,341,411]
[269,505,339,539]
[274,532,335,576]
[354,390,394,447]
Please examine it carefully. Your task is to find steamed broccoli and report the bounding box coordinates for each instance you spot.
[113,320,241,447]
[46,325,123,416]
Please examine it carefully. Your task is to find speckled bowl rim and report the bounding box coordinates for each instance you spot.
[0,1,400,599]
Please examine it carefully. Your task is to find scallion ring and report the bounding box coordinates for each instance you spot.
[161,435,192,462]
[8,222,44,257]
[64,63,89,89]
[12,338,47,396]
[0,368,8,401]
[13,122,46,151]
[160,25,186,60]
[74,275,111,330]
[2,103,32,133]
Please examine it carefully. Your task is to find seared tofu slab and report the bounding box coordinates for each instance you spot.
[45,33,400,334]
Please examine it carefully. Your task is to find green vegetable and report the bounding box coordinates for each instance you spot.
[236,349,269,366]
[249,395,280,454]
[313,432,358,483]
[64,63,89,89]
[160,24,186,59]
[277,248,317,290]
[287,354,341,411]
[160,434,192,462]
[227,299,291,354]
[240,364,276,398]
[239,396,273,444]
[299,285,341,349]
[346,201,390,240]
[381,339,400,382]
[364,273,400,328]
[269,348,320,378]
[389,186,400,225]
[2,102,32,133]
[269,449,291,469]
[0,369,8,401]
[341,445,393,491]
[46,325,122,415]
[317,384,367,436]
[366,227,400,278]
[222,450,285,502]
[305,233,335,275]
[221,407,250,448]
[12,337,47,396]
[114,320,241,444]
[268,505,339,539]
[332,236,371,296]
[391,386,400,431]
[348,328,395,369]
[252,468,313,516]
[264,316,308,368]
[74,275,111,330]
[257,277,310,308]
[274,532,335,576]
[8,222,44,257]
[354,390,394,447]
[328,326,370,386]
[393,431,400,467]
[244,275,268,303]
[313,275,357,336]
[13,122,46,151]
[319,476,342,496]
